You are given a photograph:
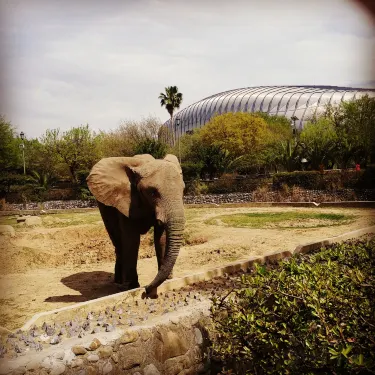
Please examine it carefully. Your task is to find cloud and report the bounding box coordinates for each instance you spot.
[0,0,374,138]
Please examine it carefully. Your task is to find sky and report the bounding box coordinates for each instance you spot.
[0,0,374,139]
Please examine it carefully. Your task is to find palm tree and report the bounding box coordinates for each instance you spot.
[158,86,183,144]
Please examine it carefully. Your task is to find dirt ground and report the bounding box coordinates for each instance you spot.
[1,206,374,330]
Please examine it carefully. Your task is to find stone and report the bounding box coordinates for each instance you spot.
[156,328,189,361]
[121,346,142,369]
[41,357,53,370]
[144,364,160,375]
[0,225,15,237]
[12,366,26,375]
[194,328,203,345]
[111,353,119,364]
[164,357,184,375]
[50,336,60,345]
[119,330,138,344]
[98,345,113,359]
[63,349,76,365]
[26,360,40,371]
[72,345,87,355]
[71,359,84,368]
[50,363,66,375]
[140,328,152,342]
[53,351,65,360]
[86,367,96,375]
[102,361,113,375]
[88,338,102,351]
[25,216,42,227]
[87,354,99,362]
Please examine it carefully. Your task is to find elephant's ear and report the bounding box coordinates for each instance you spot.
[163,154,182,174]
[87,157,144,217]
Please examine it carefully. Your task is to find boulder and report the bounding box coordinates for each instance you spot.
[0,225,15,237]
[25,216,42,227]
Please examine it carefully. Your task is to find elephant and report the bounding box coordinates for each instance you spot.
[86,153,185,298]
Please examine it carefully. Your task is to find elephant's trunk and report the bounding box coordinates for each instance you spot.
[146,203,185,292]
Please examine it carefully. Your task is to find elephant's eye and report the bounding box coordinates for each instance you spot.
[150,188,159,198]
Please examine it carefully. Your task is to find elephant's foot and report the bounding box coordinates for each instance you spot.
[117,281,140,291]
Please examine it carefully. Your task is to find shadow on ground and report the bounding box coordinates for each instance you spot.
[45,271,121,303]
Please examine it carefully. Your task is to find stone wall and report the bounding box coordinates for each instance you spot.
[0,303,211,375]
[3,189,375,211]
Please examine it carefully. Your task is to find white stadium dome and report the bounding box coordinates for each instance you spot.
[165,85,375,139]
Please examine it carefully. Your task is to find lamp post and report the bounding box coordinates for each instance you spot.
[175,117,181,163]
[19,131,26,175]
[291,116,299,141]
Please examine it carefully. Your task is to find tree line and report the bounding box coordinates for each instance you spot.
[1,94,374,198]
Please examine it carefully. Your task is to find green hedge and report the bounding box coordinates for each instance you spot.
[210,238,375,374]
[273,169,374,190]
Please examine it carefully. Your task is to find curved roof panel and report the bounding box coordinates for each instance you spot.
[165,85,375,139]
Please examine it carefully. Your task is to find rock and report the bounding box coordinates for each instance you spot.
[26,360,40,371]
[0,225,15,237]
[71,358,84,368]
[12,366,26,375]
[87,354,99,362]
[102,361,113,375]
[119,330,138,344]
[156,328,189,361]
[50,336,60,345]
[194,328,203,345]
[88,338,101,351]
[25,216,42,227]
[98,345,112,359]
[50,363,66,375]
[144,364,160,375]
[111,353,119,363]
[105,324,115,332]
[63,349,76,365]
[140,328,152,342]
[72,345,87,355]
[121,346,142,369]
[53,351,65,360]
[41,357,53,370]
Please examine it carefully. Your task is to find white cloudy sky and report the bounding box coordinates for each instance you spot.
[0,0,374,138]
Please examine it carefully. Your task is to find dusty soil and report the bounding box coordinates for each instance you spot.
[0,206,374,330]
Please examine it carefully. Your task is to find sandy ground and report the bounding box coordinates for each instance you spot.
[0,206,374,330]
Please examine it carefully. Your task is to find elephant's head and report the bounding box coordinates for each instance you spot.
[87,154,185,294]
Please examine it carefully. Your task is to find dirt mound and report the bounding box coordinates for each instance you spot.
[0,225,154,274]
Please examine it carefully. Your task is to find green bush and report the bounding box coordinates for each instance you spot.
[181,162,203,180]
[273,170,373,190]
[206,177,271,194]
[210,238,375,374]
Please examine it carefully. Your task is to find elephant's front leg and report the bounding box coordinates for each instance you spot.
[117,215,141,290]
[154,224,173,279]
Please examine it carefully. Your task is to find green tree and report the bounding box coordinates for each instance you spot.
[158,86,183,144]
[40,125,102,183]
[0,115,21,171]
[199,112,269,159]
[300,118,338,170]
[134,138,168,159]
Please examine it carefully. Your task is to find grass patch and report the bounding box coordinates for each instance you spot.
[205,211,355,229]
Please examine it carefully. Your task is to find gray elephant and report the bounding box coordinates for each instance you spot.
[87,153,185,298]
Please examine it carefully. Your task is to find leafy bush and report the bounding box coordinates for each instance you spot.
[206,177,271,194]
[181,162,203,180]
[273,170,372,190]
[184,180,208,196]
[210,238,375,374]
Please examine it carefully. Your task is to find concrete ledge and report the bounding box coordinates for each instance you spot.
[20,226,375,332]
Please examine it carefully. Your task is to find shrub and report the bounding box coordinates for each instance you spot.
[184,180,208,196]
[210,238,375,374]
[273,169,373,191]
[181,162,203,180]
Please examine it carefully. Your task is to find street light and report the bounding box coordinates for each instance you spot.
[175,117,181,163]
[291,116,299,136]
[19,131,26,175]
